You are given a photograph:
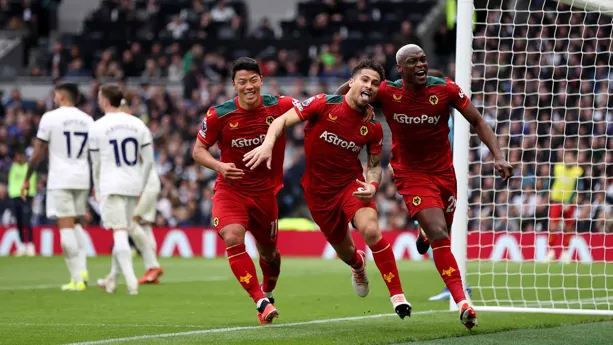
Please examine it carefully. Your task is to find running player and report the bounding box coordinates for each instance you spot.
[336,44,513,329]
[192,57,297,324]
[244,59,412,319]
[97,102,164,292]
[22,83,93,291]
[89,84,154,295]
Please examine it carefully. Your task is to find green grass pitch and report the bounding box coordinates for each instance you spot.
[1,257,612,344]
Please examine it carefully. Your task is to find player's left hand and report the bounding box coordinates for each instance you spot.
[363,105,375,123]
[352,179,376,202]
[20,181,30,201]
[243,145,273,170]
[494,158,514,182]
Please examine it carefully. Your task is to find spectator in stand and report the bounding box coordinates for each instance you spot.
[252,17,276,39]
[210,0,235,22]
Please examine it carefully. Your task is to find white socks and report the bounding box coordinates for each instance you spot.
[60,228,81,284]
[74,224,88,277]
[129,222,160,270]
[143,224,157,253]
[113,230,138,292]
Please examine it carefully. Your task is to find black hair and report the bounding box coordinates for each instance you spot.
[351,59,385,81]
[55,83,80,104]
[231,57,261,80]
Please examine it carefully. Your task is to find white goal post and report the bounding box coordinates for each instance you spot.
[451,0,613,315]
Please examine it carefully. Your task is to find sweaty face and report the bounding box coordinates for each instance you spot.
[348,68,381,108]
[233,70,263,107]
[398,50,429,86]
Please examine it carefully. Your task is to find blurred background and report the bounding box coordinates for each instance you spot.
[0,0,611,235]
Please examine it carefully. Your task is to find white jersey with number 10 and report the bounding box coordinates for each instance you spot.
[88,112,152,197]
[36,106,94,190]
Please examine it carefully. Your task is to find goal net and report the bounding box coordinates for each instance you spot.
[453,0,613,315]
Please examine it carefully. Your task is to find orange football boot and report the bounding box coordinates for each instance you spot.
[138,267,164,284]
[257,300,279,324]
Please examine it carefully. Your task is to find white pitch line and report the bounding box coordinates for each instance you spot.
[63,310,448,345]
[0,276,230,291]
[1,322,205,329]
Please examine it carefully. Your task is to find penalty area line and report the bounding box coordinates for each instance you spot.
[64,310,448,345]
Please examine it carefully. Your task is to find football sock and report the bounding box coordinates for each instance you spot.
[431,238,466,304]
[259,254,281,294]
[548,232,557,247]
[369,238,403,296]
[113,230,138,291]
[227,244,266,303]
[74,224,88,276]
[345,249,365,270]
[562,232,572,248]
[129,222,160,270]
[60,228,81,283]
[142,224,157,253]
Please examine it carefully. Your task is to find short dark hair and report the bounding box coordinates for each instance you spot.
[99,84,124,107]
[55,83,80,104]
[351,59,385,81]
[231,57,261,80]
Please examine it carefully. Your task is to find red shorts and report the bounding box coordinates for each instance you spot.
[549,203,576,228]
[395,168,457,227]
[304,181,377,245]
[212,189,278,249]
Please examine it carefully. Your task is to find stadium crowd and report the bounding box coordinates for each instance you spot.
[0,0,612,233]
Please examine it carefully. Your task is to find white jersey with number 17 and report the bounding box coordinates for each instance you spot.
[36,106,94,190]
[88,112,152,197]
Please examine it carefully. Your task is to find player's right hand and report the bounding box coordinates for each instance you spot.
[363,105,375,123]
[218,162,245,180]
[243,146,273,170]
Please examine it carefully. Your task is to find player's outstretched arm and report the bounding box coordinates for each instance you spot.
[460,103,513,181]
[21,139,47,200]
[192,140,244,180]
[243,108,302,170]
[334,82,351,96]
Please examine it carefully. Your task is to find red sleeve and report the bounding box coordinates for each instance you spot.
[374,80,388,103]
[197,107,221,147]
[278,95,298,114]
[368,122,384,156]
[445,77,470,111]
[294,94,326,121]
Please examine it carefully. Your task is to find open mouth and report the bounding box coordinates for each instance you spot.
[360,90,371,101]
[415,70,426,77]
[245,91,256,98]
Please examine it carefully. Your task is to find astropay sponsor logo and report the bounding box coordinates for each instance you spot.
[393,113,441,125]
[319,131,362,152]
[231,134,267,148]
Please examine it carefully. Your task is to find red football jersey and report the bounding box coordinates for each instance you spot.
[197,94,296,195]
[376,76,469,175]
[294,94,384,196]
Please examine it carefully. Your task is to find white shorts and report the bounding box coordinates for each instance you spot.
[100,195,138,230]
[46,189,89,219]
[133,191,159,223]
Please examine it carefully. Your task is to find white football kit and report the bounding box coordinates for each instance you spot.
[133,167,161,223]
[36,106,94,219]
[88,112,154,230]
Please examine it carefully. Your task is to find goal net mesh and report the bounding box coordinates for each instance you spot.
[466,0,613,312]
